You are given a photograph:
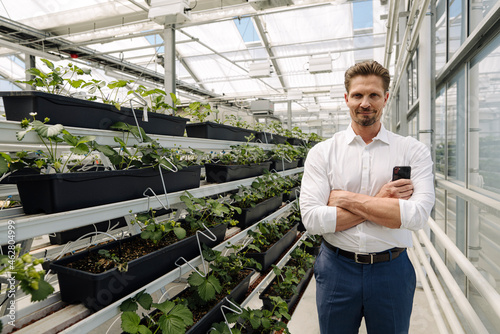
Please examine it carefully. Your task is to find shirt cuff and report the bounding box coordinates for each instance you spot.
[309,205,337,234]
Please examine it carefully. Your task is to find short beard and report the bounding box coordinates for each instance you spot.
[354,114,377,127]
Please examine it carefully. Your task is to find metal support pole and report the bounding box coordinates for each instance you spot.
[163,24,176,106]
[287,100,292,130]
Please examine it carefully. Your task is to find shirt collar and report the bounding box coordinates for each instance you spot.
[346,122,390,145]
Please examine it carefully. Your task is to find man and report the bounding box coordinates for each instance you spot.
[299,60,435,334]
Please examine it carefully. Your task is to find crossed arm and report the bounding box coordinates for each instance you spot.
[330,179,414,231]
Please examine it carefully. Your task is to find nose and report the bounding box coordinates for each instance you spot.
[360,96,370,108]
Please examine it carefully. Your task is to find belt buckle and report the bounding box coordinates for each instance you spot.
[355,252,374,264]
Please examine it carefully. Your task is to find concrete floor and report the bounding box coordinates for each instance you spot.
[288,277,440,334]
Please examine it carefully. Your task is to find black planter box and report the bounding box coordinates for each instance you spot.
[270,159,299,172]
[0,168,41,184]
[0,91,188,136]
[186,122,256,142]
[245,224,298,272]
[50,223,227,311]
[260,267,314,311]
[254,132,288,144]
[49,217,128,245]
[205,162,271,183]
[11,165,201,214]
[286,137,306,146]
[234,195,283,229]
[308,140,320,147]
[283,186,300,202]
[185,269,255,334]
[297,157,305,167]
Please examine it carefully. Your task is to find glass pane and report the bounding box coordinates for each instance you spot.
[435,0,447,71]
[469,0,497,33]
[408,112,418,139]
[436,87,446,175]
[407,66,412,109]
[434,186,447,259]
[412,53,418,102]
[447,69,466,182]
[448,0,466,59]
[469,33,500,200]
[467,200,500,332]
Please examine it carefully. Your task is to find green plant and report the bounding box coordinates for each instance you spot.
[15,116,96,173]
[180,191,241,230]
[223,115,251,129]
[210,143,268,165]
[268,143,302,162]
[0,247,54,331]
[133,86,182,116]
[18,59,91,95]
[183,101,214,123]
[97,249,128,272]
[283,126,306,140]
[307,132,323,142]
[83,78,135,110]
[209,296,290,334]
[132,211,186,244]
[120,290,193,334]
[268,265,302,299]
[267,121,285,135]
[230,172,284,209]
[243,218,292,254]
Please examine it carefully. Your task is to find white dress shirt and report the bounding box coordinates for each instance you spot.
[299,123,435,253]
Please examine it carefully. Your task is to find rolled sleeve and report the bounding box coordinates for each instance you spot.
[399,140,435,231]
[299,143,337,235]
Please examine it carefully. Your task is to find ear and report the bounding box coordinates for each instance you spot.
[383,91,389,106]
[344,92,349,104]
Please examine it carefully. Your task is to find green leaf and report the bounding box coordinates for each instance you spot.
[197,275,222,301]
[77,135,96,145]
[137,325,151,334]
[136,291,153,310]
[68,79,85,88]
[152,300,175,315]
[157,314,185,334]
[0,155,9,175]
[188,272,205,287]
[16,125,33,141]
[62,133,78,146]
[33,121,64,138]
[260,317,271,329]
[121,311,142,334]
[40,58,54,70]
[20,278,54,302]
[173,227,186,239]
[94,143,117,157]
[70,143,89,155]
[119,298,139,312]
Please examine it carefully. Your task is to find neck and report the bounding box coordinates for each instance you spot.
[352,122,381,144]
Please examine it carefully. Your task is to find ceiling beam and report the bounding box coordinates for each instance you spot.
[253,16,286,92]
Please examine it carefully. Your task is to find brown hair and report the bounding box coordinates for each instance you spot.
[344,60,390,93]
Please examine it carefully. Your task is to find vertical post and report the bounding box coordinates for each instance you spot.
[418,8,432,150]
[287,100,292,130]
[25,55,36,90]
[163,25,176,107]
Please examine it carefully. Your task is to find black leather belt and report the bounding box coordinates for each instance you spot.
[323,241,405,264]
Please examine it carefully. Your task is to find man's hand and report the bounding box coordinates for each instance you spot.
[375,179,414,200]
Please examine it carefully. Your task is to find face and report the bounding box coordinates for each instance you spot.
[344,75,389,127]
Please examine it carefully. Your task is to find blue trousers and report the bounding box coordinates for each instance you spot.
[314,243,416,334]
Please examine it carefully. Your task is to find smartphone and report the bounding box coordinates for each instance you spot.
[392,166,411,181]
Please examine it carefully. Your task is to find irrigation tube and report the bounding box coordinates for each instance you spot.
[407,247,450,334]
[415,231,489,333]
[427,217,500,320]
[411,235,465,334]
